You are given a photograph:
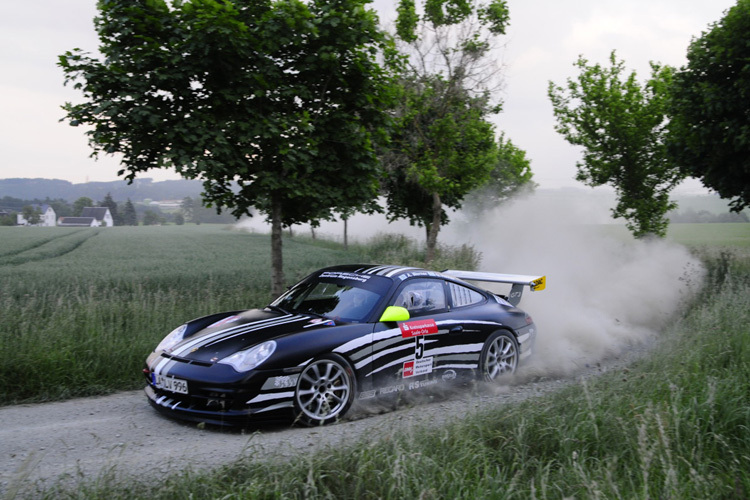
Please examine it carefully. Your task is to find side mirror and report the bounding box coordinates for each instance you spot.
[379,306,410,323]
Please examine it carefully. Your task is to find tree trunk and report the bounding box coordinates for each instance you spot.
[270,196,284,298]
[425,192,442,265]
[343,217,348,249]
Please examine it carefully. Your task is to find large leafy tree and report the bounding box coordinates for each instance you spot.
[60,0,396,295]
[548,52,684,238]
[385,0,511,263]
[383,74,498,261]
[667,0,750,212]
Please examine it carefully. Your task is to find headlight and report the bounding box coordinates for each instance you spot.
[218,341,276,372]
[155,324,188,353]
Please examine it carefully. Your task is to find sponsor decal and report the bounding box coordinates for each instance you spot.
[397,270,439,281]
[208,315,240,329]
[442,369,457,381]
[375,379,440,395]
[262,375,299,390]
[378,384,405,395]
[403,357,433,378]
[319,271,372,283]
[408,379,438,390]
[400,319,438,338]
[273,375,297,388]
[358,390,377,400]
[304,318,336,328]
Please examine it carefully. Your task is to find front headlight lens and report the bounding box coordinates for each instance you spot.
[218,341,277,372]
[155,324,188,353]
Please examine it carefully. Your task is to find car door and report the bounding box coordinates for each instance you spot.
[370,277,467,391]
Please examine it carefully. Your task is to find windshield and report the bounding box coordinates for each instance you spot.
[271,271,391,323]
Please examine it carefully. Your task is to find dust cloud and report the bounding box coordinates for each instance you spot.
[444,191,705,377]
[236,190,705,377]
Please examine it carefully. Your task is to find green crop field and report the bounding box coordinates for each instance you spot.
[0,224,478,404]
[668,222,750,247]
[0,225,364,403]
[1,222,749,498]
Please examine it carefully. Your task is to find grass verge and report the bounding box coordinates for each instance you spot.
[32,247,750,499]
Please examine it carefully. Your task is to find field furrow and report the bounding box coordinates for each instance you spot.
[0,228,97,265]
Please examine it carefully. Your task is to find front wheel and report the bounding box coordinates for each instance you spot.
[294,354,356,426]
[480,331,519,382]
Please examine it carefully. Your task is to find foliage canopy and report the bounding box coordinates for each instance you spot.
[59,0,397,294]
[667,0,750,212]
[548,52,685,238]
[386,0,516,261]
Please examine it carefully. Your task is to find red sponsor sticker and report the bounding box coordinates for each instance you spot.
[402,357,434,378]
[399,319,438,338]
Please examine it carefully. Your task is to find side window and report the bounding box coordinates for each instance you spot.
[449,282,485,308]
[393,279,447,316]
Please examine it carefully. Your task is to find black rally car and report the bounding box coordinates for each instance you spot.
[144,264,545,426]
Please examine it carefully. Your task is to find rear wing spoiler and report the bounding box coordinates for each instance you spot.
[442,270,546,306]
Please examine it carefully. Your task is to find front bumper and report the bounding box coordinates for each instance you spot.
[144,355,302,426]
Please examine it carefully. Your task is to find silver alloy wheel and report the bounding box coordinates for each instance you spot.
[482,332,518,381]
[295,356,353,425]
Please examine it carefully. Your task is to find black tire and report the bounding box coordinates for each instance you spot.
[294,354,356,426]
[480,331,519,382]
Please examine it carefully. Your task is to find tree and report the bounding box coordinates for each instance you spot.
[142,210,160,226]
[548,52,685,238]
[463,133,535,215]
[73,197,94,216]
[123,198,138,226]
[99,192,122,226]
[0,213,14,226]
[180,197,196,224]
[21,205,42,226]
[667,0,750,212]
[60,0,397,296]
[383,74,499,260]
[385,0,510,263]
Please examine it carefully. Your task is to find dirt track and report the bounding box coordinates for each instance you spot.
[0,357,629,497]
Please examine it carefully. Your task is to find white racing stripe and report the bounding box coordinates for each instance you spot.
[153,314,307,377]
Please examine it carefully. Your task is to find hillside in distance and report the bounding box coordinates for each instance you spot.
[0,177,203,203]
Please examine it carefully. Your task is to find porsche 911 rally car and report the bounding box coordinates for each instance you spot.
[144,264,545,426]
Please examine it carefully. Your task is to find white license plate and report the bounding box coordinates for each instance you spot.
[154,374,188,394]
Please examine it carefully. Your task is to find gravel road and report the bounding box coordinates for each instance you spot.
[0,354,634,497]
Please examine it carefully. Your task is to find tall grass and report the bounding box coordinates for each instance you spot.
[0,226,348,403]
[29,245,750,499]
[0,225,479,404]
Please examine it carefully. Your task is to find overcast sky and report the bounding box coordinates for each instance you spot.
[0,0,737,191]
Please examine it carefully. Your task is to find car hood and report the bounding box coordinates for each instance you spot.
[166,309,333,363]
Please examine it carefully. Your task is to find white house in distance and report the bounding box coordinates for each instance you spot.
[58,207,114,227]
[81,207,114,227]
[16,204,57,227]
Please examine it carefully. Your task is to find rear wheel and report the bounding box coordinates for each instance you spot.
[480,331,518,382]
[294,354,356,426]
